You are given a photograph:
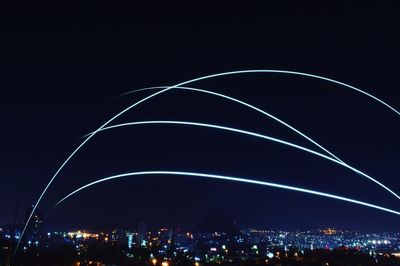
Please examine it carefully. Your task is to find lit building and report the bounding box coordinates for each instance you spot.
[138,222,147,247]
[24,205,44,244]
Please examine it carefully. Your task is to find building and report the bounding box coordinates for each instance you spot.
[24,205,44,244]
[137,222,147,246]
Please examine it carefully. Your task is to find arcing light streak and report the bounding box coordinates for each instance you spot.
[55,171,400,216]
[119,85,343,163]
[21,70,400,251]
[84,120,400,202]
[17,86,174,251]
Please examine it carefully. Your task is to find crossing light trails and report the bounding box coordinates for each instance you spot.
[20,70,400,252]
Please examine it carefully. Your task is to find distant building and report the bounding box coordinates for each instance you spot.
[24,205,44,244]
[126,231,135,249]
[111,229,127,245]
[137,222,147,246]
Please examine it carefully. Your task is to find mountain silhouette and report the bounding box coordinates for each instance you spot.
[192,212,240,235]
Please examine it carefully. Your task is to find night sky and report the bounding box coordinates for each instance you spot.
[1,3,400,232]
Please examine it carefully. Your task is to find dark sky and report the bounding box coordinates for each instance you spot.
[1,2,400,232]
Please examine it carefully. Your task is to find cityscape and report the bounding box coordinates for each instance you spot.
[2,2,400,266]
[1,208,400,265]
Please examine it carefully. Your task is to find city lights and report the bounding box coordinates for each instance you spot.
[21,69,400,252]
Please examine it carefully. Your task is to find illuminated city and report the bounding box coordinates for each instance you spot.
[1,2,400,266]
[2,219,400,265]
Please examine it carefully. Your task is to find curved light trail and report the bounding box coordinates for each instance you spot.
[83,120,400,202]
[20,69,400,251]
[119,85,343,162]
[55,171,400,217]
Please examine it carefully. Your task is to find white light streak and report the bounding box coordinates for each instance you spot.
[55,171,400,217]
[21,69,400,251]
[85,120,400,201]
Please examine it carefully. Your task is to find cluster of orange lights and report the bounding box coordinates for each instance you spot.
[322,228,337,235]
[67,230,101,240]
[151,259,169,266]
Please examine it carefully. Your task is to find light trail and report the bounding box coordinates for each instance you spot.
[55,171,400,217]
[119,85,343,162]
[20,69,400,251]
[83,120,400,202]
[17,85,174,251]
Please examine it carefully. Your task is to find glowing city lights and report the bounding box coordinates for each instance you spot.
[20,69,400,252]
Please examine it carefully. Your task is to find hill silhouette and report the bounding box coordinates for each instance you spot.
[192,212,240,236]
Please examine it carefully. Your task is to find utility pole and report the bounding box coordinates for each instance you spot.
[0,205,17,266]
[6,201,19,266]
[169,204,177,266]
